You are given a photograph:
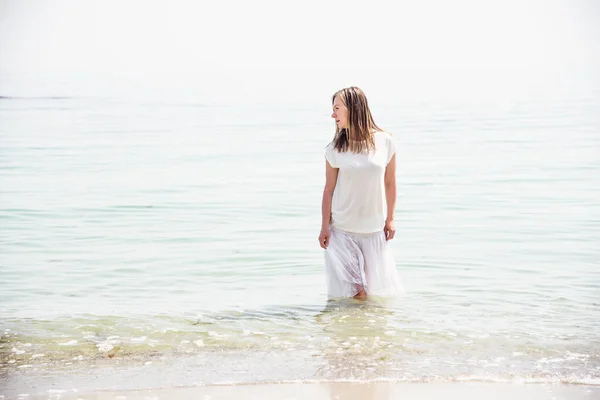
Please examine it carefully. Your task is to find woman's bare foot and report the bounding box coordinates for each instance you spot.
[353,289,367,300]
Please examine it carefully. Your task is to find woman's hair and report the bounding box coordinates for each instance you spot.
[331,86,383,153]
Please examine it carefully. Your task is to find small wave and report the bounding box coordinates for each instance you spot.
[203,375,600,387]
[0,95,72,100]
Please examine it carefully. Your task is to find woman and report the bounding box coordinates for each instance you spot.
[319,86,404,300]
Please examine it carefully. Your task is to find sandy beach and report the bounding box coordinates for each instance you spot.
[14,382,599,400]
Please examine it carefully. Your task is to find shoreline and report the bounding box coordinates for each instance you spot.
[3,351,599,399]
[15,381,600,400]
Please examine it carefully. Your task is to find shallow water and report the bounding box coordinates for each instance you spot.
[1,77,599,396]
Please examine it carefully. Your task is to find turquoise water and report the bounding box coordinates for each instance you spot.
[1,78,599,396]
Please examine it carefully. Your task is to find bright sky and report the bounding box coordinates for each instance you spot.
[0,0,598,101]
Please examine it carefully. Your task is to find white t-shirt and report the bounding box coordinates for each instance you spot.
[324,130,397,234]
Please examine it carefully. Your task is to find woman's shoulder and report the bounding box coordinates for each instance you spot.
[324,140,339,158]
[374,130,396,155]
[374,129,392,137]
[374,130,393,143]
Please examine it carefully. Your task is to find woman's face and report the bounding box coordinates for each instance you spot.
[331,96,348,129]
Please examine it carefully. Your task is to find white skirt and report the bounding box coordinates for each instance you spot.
[324,228,404,299]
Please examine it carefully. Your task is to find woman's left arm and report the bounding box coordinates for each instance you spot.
[384,153,397,240]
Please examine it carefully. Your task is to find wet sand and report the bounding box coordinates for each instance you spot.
[18,382,600,400]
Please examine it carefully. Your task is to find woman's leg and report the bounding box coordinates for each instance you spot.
[324,229,368,299]
[357,231,404,297]
[353,288,368,300]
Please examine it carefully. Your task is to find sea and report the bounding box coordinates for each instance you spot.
[1,70,599,397]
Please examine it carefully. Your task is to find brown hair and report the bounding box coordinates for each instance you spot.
[331,86,383,153]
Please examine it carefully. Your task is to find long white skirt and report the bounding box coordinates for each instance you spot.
[324,228,404,299]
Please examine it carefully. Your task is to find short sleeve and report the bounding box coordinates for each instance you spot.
[325,143,339,168]
[386,133,397,164]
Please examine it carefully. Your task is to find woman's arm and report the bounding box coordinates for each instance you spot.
[319,160,338,248]
[384,153,397,240]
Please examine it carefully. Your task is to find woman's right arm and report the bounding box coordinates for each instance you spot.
[319,160,338,248]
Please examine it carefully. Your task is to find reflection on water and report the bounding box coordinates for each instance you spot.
[315,298,399,383]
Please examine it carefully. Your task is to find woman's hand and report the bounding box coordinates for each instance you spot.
[319,227,331,249]
[384,219,396,241]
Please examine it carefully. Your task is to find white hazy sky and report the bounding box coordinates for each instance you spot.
[0,0,598,101]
